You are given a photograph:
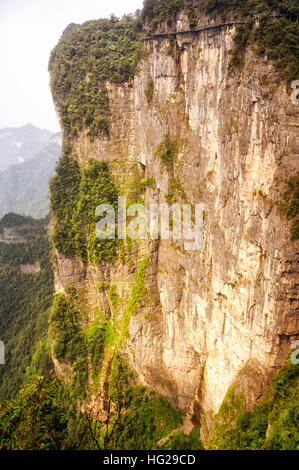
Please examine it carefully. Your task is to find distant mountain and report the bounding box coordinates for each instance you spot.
[0,124,57,172]
[0,125,61,219]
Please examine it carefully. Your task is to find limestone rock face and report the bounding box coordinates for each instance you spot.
[52,13,299,424]
[0,226,29,244]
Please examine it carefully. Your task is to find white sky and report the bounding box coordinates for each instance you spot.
[0,0,144,132]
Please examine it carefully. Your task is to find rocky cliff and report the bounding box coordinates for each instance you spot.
[48,2,299,437]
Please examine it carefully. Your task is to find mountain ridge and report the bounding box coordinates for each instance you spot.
[0,125,61,218]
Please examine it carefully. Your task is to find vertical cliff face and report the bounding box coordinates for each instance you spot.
[49,7,298,430]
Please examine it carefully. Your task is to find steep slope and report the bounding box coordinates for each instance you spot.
[48,0,299,442]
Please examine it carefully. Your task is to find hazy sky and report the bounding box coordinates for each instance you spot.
[0,0,144,132]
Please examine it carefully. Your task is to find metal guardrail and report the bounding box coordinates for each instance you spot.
[142,20,250,41]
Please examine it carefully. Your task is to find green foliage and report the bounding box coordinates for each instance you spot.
[73,159,119,263]
[49,15,144,138]
[166,36,178,56]
[279,176,299,239]
[165,177,187,204]
[50,157,119,262]
[49,257,151,409]
[97,281,108,292]
[210,401,270,450]
[51,292,116,393]
[109,285,119,309]
[0,368,190,451]
[99,354,184,450]
[115,393,183,450]
[229,21,253,68]
[143,1,298,83]
[0,378,69,450]
[188,5,199,29]
[263,362,299,450]
[283,177,299,217]
[155,136,178,165]
[0,238,45,268]
[0,212,40,233]
[85,322,108,376]
[144,177,156,189]
[51,294,85,364]
[161,427,204,450]
[0,377,96,450]
[137,177,156,192]
[203,0,299,82]
[145,78,155,104]
[65,285,78,298]
[291,220,299,240]
[262,361,299,450]
[209,361,299,450]
[51,293,88,396]
[0,216,54,400]
[48,0,298,144]
[119,257,149,345]
[108,354,135,409]
[142,0,185,29]
[50,155,81,257]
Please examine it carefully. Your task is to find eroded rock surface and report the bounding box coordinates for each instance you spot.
[51,13,299,426]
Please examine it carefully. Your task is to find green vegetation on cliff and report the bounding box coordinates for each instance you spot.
[90,354,186,450]
[0,213,40,231]
[51,294,87,366]
[0,364,191,450]
[75,159,119,263]
[142,0,186,27]
[206,0,299,82]
[0,215,54,401]
[279,176,299,239]
[118,257,149,347]
[155,136,178,165]
[49,15,144,138]
[142,0,299,83]
[49,1,298,144]
[2,351,296,450]
[208,360,299,450]
[0,248,189,451]
[50,157,118,262]
[50,256,150,396]
[161,428,204,450]
[0,378,69,450]
[85,321,108,377]
[49,154,81,257]
[51,291,110,394]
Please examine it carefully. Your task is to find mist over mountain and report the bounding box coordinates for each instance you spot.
[0,124,57,172]
[0,124,61,218]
